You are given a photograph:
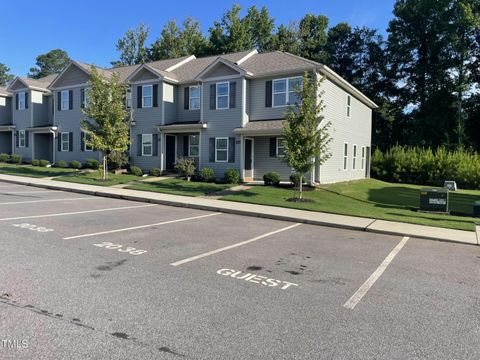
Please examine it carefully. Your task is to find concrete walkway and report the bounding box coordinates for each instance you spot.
[0,174,477,246]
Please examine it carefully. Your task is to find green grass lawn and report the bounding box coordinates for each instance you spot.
[0,163,77,178]
[126,178,232,197]
[220,179,480,231]
[54,171,142,186]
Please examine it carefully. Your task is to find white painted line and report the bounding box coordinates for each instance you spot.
[0,204,157,221]
[343,236,410,310]
[63,213,221,240]
[171,223,302,267]
[0,190,54,195]
[0,198,98,206]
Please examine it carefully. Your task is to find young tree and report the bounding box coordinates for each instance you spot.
[113,23,150,66]
[81,67,131,180]
[0,63,14,86]
[283,72,332,200]
[28,49,70,79]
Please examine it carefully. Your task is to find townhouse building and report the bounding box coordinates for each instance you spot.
[0,50,377,183]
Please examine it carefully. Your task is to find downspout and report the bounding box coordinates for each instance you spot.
[49,129,56,165]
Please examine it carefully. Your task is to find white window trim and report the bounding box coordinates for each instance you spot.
[18,92,26,111]
[189,85,200,110]
[188,135,199,157]
[276,137,285,157]
[343,142,348,171]
[61,90,69,111]
[361,146,365,170]
[347,95,351,118]
[142,85,153,108]
[215,137,228,162]
[352,144,357,170]
[142,133,153,157]
[83,131,93,152]
[216,82,230,110]
[18,130,25,148]
[61,132,70,152]
[272,76,302,108]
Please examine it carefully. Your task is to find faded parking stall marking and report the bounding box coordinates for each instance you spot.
[217,268,298,290]
[93,241,147,256]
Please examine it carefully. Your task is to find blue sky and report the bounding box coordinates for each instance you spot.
[1,0,396,76]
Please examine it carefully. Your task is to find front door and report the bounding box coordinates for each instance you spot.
[244,138,253,180]
[166,135,176,171]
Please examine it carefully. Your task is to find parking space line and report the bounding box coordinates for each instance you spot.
[343,236,410,310]
[170,223,302,267]
[0,198,98,206]
[63,213,222,240]
[0,204,157,221]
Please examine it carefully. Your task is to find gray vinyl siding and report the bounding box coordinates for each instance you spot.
[163,82,177,123]
[0,132,12,154]
[33,133,53,162]
[204,63,239,78]
[0,96,12,125]
[252,137,292,181]
[130,68,159,82]
[53,66,89,88]
[13,90,33,161]
[199,77,242,177]
[176,84,201,123]
[129,80,163,170]
[9,81,26,92]
[318,77,372,184]
[32,91,52,127]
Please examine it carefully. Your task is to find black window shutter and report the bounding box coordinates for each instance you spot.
[25,93,29,109]
[229,82,236,109]
[80,132,85,152]
[209,138,215,162]
[80,89,85,109]
[265,81,273,108]
[15,131,19,147]
[69,90,73,110]
[228,137,235,163]
[57,134,61,151]
[210,84,216,110]
[184,87,189,110]
[25,131,29,148]
[15,94,18,110]
[137,86,142,108]
[69,132,73,151]
[137,134,142,156]
[183,135,189,156]
[57,92,61,111]
[153,84,158,107]
[269,137,276,157]
[153,134,158,156]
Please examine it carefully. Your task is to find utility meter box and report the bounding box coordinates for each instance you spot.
[419,188,449,213]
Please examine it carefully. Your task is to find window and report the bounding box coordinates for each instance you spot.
[126,88,132,109]
[83,131,93,152]
[276,137,286,157]
[189,86,200,110]
[273,77,302,107]
[216,82,229,110]
[343,143,348,171]
[189,135,199,157]
[142,85,153,108]
[61,91,69,111]
[18,130,25,147]
[83,88,91,108]
[61,132,70,152]
[353,144,357,170]
[142,134,153,156]
[18,92,26,110]
[361,146,366,170]
[347,95,351,118]
[215,137,228,162]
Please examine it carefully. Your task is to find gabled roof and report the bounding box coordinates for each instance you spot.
[194,57,252,81]
[239,51,318,76]
[0,87,11,97]
[7,74,56,92]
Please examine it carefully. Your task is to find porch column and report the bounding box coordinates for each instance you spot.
[160,132,165,172]
[11,131,14,155]
[240,135,245,181]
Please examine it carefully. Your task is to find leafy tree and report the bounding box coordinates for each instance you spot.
[268,23,300,54]
[81,67,131,180]
[113,23,150,66]
[298,14,329,63]
[0,63,14,86]
[28,49,70,79]
[283,72,331,200]
[245,6,275,52]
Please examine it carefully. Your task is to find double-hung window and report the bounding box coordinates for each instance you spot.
[142,85,153,108]
[83,131,93,151]
[83,88,91,108]
[18,130,25,147]
[273,77,302,107]
[189,135,199,157]
[343,143,348,171]
[61,91,69,111]
[142,134,153,156]
[347,95,351,118]
[215,137,228,162]
[189,86,200,110]
[18,92,26,110]
[61,132,70,152]
[352,144,357,170]
[276,137,286,157]
[126,88,132,109]
[361,147,366,170]
[216,82,229,110]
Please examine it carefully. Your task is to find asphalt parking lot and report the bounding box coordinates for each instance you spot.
[0,181,479,360]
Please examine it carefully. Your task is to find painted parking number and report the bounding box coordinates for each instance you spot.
[93,241,147,256]
[12,223,53,233]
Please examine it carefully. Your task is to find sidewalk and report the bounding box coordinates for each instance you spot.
[0,174,478,246]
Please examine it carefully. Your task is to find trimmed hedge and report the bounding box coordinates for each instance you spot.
[70,160,82,169]
[224,168,240,184]
[56,160,68,168]
[10,154,22,164]
[200,168,215,183]
[0,153,9,162]
[149,167,162,177]
[31,159,40,166]
[371,146,480,190]
[84,158,99,169]
[263,172,281,186]
[130,166,143,176]
[39,159,50,167]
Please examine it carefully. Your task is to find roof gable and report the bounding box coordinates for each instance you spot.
[49,62,91,89]
[7,78,29,92]
[128,66,161,82]
[195,58,250,81]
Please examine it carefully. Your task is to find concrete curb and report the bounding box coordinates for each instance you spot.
[0,174,477,246]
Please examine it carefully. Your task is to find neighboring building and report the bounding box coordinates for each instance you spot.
[0,50,377,184]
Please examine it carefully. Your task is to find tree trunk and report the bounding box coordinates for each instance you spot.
[299,178,303,200]
[103,155,108,181]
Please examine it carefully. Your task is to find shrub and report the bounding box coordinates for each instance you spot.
[200,167,215,183]
[130,166,143,176]
[10,154,22,164]
[84,158,99,169]
[224,168,240,184]
[263,172,281,186]
[31,159,40,166]
[290,173,306,186]
[149,167,162,177]
[70,160,82,169]
[39,159,50,167]
[175,157,196,179]
[0,153,10,162]
[108,151,128,170]
[56,160,68,168]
